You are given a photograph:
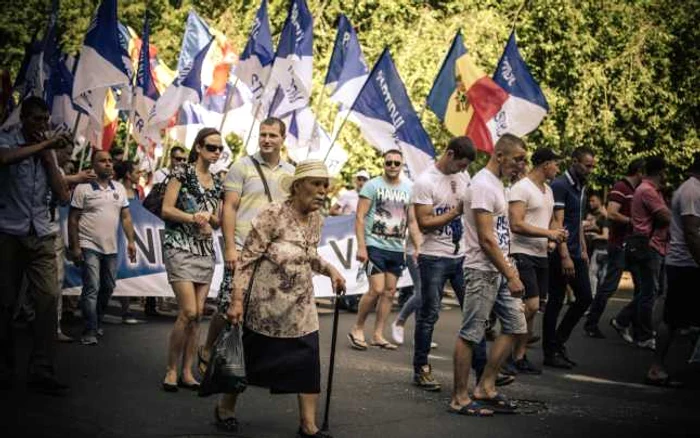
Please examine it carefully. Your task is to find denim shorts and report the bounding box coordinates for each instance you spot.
[366,246,405,278]
[459,268,528,343]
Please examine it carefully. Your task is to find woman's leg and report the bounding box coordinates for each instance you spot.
[298,393,320,434]
[165,281,197,384]
[180,283,210,384]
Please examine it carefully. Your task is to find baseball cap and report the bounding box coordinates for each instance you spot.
[531,148,562,166]
[355,170,370,180]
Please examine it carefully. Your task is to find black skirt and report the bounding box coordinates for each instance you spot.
[243,327,321,394]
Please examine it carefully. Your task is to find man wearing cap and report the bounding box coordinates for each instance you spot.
[507,148,568,374]
[329,170,369,216]
[199,117,294,371]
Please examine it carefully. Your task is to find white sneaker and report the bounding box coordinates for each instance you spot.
[610,318,633,344]
[430,342,438,349]
[80,334,98,346]
[391,321,404,345]
[637,338,656,351]
[122,317,139,325]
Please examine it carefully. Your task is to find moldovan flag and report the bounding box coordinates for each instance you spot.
[426,31,508,154]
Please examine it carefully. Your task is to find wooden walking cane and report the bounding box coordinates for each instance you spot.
[321,294,341,432]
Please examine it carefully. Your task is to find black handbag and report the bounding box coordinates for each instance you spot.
[142,174,170,218]
[197,322,247,397]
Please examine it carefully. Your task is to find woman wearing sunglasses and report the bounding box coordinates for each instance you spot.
[160,127,225,392]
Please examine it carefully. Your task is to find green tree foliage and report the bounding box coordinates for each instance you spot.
[1,0,697,189]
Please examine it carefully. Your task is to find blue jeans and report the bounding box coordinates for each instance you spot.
[412,255,487,375]
[396,255,421,323]
[585,246,634,329]
[616,248,663,342]
[80,249,118,332]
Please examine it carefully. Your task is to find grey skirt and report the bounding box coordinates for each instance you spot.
[164,247,215,285]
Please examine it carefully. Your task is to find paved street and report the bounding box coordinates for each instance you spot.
[3,288,699,438]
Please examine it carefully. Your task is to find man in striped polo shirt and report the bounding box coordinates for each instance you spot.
[199,117,294,368]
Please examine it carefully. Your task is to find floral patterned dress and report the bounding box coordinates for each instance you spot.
[232,201,331,338]
[163,164,223,257]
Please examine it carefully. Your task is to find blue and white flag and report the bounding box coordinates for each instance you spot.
[265,0,313,118]
[177,10,212,73]
[490,32,549,138]
[325,14,369,109]
[235,0,274,104]
[349,49,435,179]
[132,15,160,146]
[147,38,213,141]
[72,0,131,128]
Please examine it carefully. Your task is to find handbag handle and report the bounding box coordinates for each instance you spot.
[242,258,262,326]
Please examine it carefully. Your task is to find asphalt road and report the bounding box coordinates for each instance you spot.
[3,290,699,438]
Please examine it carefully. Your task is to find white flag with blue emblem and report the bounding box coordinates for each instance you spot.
[490,32,549,139]
[325,14,369,110]
[72,0,131,127]
[132,15,160,146]
[147,38,213,142]
[349,49,435,179]
[235,0,274,105]
[265,0,313,118]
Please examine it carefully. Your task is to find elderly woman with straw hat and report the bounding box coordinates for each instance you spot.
[216,160,346,438]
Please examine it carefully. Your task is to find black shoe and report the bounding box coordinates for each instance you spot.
[543,353,573,369]
[162,381,178,392]
[177,378,200,391]
[214,406,239,432]
[514,356,542,375]
[584,326,606,339]
[297,427,332,438]
[558,346,577,366]
[27,375,69,396]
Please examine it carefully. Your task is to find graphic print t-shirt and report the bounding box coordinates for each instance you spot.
[463,168,510,272]
[360,176,413,253]
[411,165,470,258]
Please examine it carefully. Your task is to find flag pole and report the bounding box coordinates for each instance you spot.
[218,76,241,132]
[321,109,350,163]
[321,294,341,432]
[512,0,528,32]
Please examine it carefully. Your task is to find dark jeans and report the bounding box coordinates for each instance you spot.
[0,233,58,379]
[80,249,118,333]
[616,247,663,342]
[585,245,638,329]
[543,255,593,355]
[412,255,486,375]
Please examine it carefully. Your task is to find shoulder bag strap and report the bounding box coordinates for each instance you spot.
[250,156,273,203]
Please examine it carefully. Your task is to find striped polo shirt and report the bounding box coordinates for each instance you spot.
[224,152,295,248]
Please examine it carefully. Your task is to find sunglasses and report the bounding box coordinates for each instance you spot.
[204,144,224,153]
[384,160,402,167]
[171,156,186,163]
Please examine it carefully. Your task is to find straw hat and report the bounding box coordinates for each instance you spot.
[280,160,336,194]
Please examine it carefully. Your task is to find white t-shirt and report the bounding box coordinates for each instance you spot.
[508,176,554,257]
[71,180,129,255]
[153,168,170,185]
[411,165,470,258]
[666,177,700,268]
[463,168,510,272]
[334,189,360,215]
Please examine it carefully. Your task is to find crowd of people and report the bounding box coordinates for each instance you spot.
[1,96,699,437]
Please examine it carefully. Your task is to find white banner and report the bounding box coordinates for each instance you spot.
[61,206,411,297]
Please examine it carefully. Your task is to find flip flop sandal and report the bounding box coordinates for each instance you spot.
[369,341,398,350]
[447,400,494,417]
[474,393,518,414]
[347,333,368,350]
